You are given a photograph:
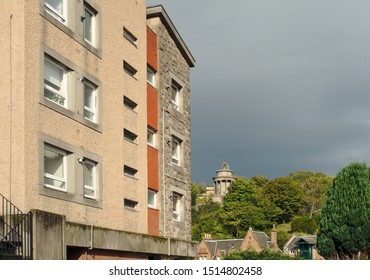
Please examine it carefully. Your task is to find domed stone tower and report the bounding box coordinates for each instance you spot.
[211,161,236,202]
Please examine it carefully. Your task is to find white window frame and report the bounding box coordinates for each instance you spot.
[148,190,157,209]
[44,57,68,108]
[147,127,156,147]
[171,81,181,111]
[171,136,181,165]
[173,193,181,221]
[147,66,156,87]
[44,0,66,23]
[44,144,67,192]
[83,159,96,200]
[83,4,97,46]
[83,80,98,123]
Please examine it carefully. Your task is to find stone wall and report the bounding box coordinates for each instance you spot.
[147,16,192,241]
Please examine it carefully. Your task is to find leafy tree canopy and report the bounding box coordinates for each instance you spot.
[219,177,268,237]
[224,249,300,260]
[317,162,370,259]
[261,177,303,224]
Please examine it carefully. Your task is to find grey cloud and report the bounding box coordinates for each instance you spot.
[148,0,370,184]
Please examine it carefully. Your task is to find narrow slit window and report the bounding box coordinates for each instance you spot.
[124,129,137,143]
[123,27,138,46]
[124,61,137,78]
[124,165,138,178]
[124,199,138,210]
[124,96,137,111]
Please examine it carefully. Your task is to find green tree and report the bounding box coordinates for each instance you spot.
[317,162,370,259]
[191,182,206,206]
[192,198,230,241]
[250,175,269,189]
[300,175,332,218]
[289,170,322,183]
[290,216,317,234]
[224,249,300,260]
[262,177,303,224]
[218,177,268,237]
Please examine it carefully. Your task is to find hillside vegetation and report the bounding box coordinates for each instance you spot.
[192,170,333,249]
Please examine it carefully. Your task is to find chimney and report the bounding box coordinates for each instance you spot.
[203,234,212,240]
[270,225,278,251]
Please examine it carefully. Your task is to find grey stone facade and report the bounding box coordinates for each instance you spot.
[147,6,195,241]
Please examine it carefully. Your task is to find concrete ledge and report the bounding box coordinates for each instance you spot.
[65,222,198,258]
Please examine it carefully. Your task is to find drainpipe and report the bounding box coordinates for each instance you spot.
[168,237,171,256]
[90,224,93,250]
[8,14,13,202]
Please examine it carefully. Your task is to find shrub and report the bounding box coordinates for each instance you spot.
[290,216,317,234]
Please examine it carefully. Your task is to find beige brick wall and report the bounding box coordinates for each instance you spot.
[1,0,149,234]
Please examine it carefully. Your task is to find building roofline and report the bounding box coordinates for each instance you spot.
[147,5,196,67]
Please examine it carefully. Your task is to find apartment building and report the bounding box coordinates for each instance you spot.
[0,1,195,260]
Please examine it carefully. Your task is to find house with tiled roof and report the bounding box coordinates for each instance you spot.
[240,227,278,253]
[197,234,243,260]
[283,235,324,260]
[196,227,278,260]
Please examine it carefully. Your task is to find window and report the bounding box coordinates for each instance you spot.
[83,160,96,199]
[124,199,138,210]
[83,81,97,122]
[124,165,138,178]
[44,0,65,23]
[124,61,137,78]
[148,190,157,208]
[44,57,67,107]
[83,3,97,46]
[44,145,67,191]
[123,27,137,46]
[173,193,181,221]
[171,136,181,165]
[171,80,181,111]
[147,127,156,147]
[124,96,137,111]
[147,66,156,87]
[124,129,137,143]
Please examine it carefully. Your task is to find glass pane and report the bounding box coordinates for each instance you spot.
[84,110,94,120]
[44,177,65,189]
[83,163,94,187]
[173,195,179,211]
[147,129,155,145]
[44,60,62,89]
[44,89,65,106]
[84,188,95,198]
[172,141,179,158]
[147,69,154,85]
[45,0,63,14]
[84,85,94,109]
[44,148,64,178]
[171,85,178,103]
[84,8,93,42]
[148,191,156,206]
[84,84,96,121]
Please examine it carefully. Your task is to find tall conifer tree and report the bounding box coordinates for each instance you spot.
[317,162,370,259]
